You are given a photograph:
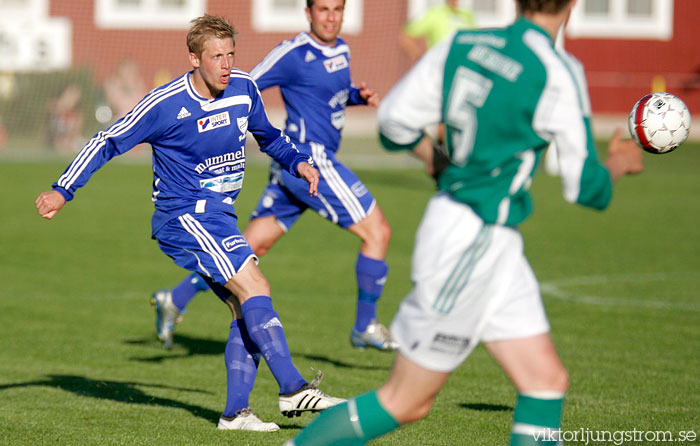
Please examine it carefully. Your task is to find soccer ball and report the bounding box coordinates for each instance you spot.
[628,92,691,154]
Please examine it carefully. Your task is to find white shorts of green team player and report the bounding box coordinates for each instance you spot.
[390,192,550,372]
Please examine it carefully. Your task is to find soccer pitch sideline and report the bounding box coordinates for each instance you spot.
[1,142,698,446]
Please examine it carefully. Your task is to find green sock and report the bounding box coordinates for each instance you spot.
[510,392,564,445]
[291,391,400,446]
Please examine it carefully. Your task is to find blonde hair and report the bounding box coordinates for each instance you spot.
[186,15,237,57]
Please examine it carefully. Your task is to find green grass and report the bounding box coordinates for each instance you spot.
[1,141,699,445]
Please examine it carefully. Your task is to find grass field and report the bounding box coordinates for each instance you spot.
[1,140,698,446]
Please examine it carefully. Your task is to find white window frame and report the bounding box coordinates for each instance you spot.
[95,0,206,30]
[252,0,363,34]
[567,0,673,40]
[0,0,72,71]
[407,0,515,29]
[0,0,48,19]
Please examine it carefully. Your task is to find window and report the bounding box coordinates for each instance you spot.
[0,0,71,71]
[0,0,48,18]
[567,0,673,40]
[252,0,363,34]
[95,0,206,29]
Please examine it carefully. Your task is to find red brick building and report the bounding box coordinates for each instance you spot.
[1,0,697,125]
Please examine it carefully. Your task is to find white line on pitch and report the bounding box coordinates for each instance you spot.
[540,272,700,312]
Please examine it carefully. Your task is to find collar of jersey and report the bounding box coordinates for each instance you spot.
[515,17,554,45]
[185,71,221,106]
[299,32,350,58]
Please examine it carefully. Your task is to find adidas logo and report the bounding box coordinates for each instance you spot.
[305,50,316,62]
[263,317,283,330]
[177,107,191,119]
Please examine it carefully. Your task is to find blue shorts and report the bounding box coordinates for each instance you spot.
[251,141,376,230]
[155,211,257,302]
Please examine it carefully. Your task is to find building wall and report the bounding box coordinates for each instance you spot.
[49,0,698,114]
[566,0,699,114]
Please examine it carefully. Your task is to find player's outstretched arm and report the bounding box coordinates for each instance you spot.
[605,127,644,182]
[357,82,380,107]
[35,190,66,220]
[297,162,320,197]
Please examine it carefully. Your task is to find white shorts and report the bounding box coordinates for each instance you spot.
[391,193,550,373]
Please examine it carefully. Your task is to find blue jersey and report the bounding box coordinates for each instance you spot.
[250,32,366,152]
[52,69,308,235]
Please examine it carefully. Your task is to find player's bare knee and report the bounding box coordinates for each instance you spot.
[251,242,271,257]
[365,217,392,252]
[398,398,434,424]
[552,367,569,393]
[535,365,569,393]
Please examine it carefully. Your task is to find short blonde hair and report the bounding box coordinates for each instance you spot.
[187,15,237,57]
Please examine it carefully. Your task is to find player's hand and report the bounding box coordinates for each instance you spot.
[605,127,643,182]
[358,82,379,107]
[35,189,66,220]
[297,162,319,196]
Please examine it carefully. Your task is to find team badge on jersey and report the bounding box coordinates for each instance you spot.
[323,55,349,73]
[304,50,316,62]
[198,111,231,133]
[237,116,248,134]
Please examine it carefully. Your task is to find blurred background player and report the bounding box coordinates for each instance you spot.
[103,58,148,124]
[152,0,397,354]
[399,0,476,178]
[47,83,84,154]
[399,0,476,64]
[286,0,644,444]
[35,14,344,433]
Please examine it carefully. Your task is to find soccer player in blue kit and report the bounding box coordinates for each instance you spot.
[35,14,344,433]
[152,0,397,353]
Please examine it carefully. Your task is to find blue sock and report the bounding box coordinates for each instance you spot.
[223,319,260,417]
[354,254,389,332]
[241,296,306,395]
[171,273,209,312]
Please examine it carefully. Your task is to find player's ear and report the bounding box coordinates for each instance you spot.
[189,52,201,68]
[305,7,312,24]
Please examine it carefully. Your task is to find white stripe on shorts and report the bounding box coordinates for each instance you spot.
[310,142,366,223]
[178,213,236,281]
[317,192,339,223]
[433,225,493,314]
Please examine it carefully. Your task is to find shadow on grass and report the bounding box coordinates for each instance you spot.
[293,352,391,371]
[0,374,219,424]
[125,336,389,373]
[125,335,224,362]
[458,402,512,412]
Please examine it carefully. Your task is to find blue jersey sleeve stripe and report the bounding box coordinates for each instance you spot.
[57,78,187,190]
[58,76,186,188]
[250,35,305,81]
[58,79,186,190]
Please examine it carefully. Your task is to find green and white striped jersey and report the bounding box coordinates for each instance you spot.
[379,18,612,227]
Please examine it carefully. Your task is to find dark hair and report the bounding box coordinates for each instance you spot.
[516,0,572,13]
[187,14,237,56]
[306,0,346,8]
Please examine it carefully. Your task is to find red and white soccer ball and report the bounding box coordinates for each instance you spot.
[628,92,691,154]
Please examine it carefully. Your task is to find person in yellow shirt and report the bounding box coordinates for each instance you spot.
[400,0,476,63]
[400,1,476,178]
